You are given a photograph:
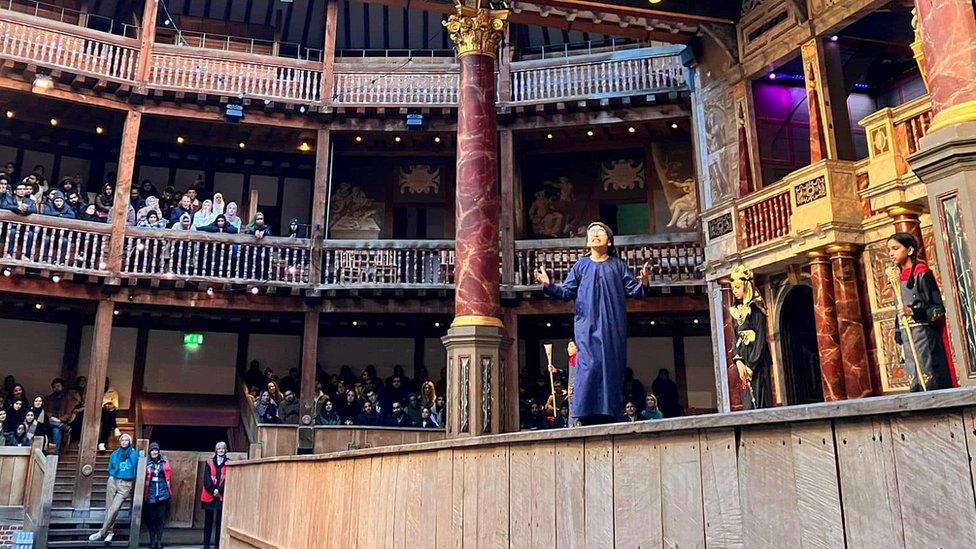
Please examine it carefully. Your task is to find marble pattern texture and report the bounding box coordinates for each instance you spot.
[829,249,873,398]
[917,0,976,114]
[809,255,845,400]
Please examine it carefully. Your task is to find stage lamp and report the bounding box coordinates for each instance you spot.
[50,118,58,126]
[33,74,54,91]
[671,122,679,129]
[2,267,10,277]
[250,286,259,295]
[434,136,442,143]
[35,303,43,310]
[238,142,246,149]
[113,310,120,316]
[95,127,105,135]
[51,274,61,283]
[628,127,636,133]
[352,320,358,326]
[206,287,215,296]
[176,136,185,144]
[546,133,553,139]
[586,130,594,137]
[394,136,401,143]
[354,136,363,143]
[298,141,311,152]
[5,111,13,119]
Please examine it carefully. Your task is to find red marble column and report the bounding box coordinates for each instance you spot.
[719,281,743,411]
[827,245,874,398]
[915,0,976,131]
[887,206,927,261]
[807,252,846,401]
[452,52,502,327]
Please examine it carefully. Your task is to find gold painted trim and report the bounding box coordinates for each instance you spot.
[825,244,857,255]
[928,99,976,134]
[444,4,508,60]
[451,315,506,329]
[886,205,923,218]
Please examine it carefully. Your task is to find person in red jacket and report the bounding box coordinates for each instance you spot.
[143,442,172,549]
[201,441,229,549]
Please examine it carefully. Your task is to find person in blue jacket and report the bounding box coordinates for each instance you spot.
[143,442,172,549]
[89,433,140,543]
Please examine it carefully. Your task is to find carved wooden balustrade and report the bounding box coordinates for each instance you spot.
[121,228,313,288]
[332,61,459,106]
[858,94,933,210]
[738,190,792,249]
[513,233,704,288]
[0,8,138,83]
[149,44,322,102]
[0,211,111,275]
[509,46,686,105]
[321,240,456,288]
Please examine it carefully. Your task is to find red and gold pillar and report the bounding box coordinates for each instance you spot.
[887,205,927,260]
[441,3,512,437]
[914,0,976,132]
[807,251,845,400]
[827,245,874,398]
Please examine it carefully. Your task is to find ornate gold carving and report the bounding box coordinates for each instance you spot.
[928,99,976,134]
[794,176,827,207]
[451,315,505,329]
[910,9,929,92]
[443,2,508,59]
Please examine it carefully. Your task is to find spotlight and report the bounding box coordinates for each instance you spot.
[649,320,656,325]
[299,105,307,113]
[352,320,358,326]
[95,126,104,135]
[671,122,679,129]
[238,142,246,149]
[49,118,58,126]
[113,310,120,316]
[434,322,440,327]
[250,286,259,295]
[176,136,185,144]
[163,18,170,25]
[649,0,662,4]
[206,287,214,296]
[4,110,12,119]
[434,136,441,143]
[394,136,401,143]
[545,322,552,327]
[35,303,42,310]
[830,35,839,42]
[135,242,145,251]
[354,136,363,143]
[2,268,10,276]
[51,274,61,283]
[693,318,700,324]
[33,74,54,90]
[586,130,594,137]
[627,127,636,133]
[546,133,553,139]
[298,141,311,152]
[768,72,777,80]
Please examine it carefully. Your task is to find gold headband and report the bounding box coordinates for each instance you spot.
[730,264,753,282]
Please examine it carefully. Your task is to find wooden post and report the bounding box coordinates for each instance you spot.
[105,110,142,278]
[73,300,115,509]
[502,309,520,432]
[321,0,339,104]
[247,189,259,224]
[499,129,515,284]
[78,0,91,28]
[130,327,149,439]
[310,128,331,285]
[134,0,159,88]
[497,43,513,104]
[299,310,320,425]
[60,322,83,381]
[673,334,689,412]
[272,8,283,57]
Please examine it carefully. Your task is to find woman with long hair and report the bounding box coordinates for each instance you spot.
[887,232,957,391]
[729,264,772,409]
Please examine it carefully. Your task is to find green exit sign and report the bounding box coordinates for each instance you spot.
[183,333,204,346]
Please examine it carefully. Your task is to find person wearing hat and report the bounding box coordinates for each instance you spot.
[89,433,140,543]
[201,441,229,549]
[535,221,651,426]
[143,442,172,549]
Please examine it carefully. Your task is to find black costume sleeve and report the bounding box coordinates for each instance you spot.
[911,271,946,323]
[733,304,769,366]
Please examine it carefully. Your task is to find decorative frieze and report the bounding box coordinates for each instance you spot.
[708,213,734,240]
[794,176,827,206]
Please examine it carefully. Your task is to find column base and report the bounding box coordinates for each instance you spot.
[441,324,512,438]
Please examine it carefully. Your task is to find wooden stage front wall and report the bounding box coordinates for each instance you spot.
[221,389,976,548]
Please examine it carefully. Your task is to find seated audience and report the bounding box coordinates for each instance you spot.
[7,423,29,446]
[254,391,280,424]
[278,390,300,424]
[284,218,305,238]
[405,394,422,425]
[521,402,550,431]
[417,407,439,429]
[553,403,571,428]
[244,212,272,237]
[622,401,640,423]
[355,401,382,426]
[224,202,242,232]
[137,210,167,229]
[387,401,414,428]
[641,394,664,420]
[95,183,114,220]
[43,191,75,219]
[315,400,341,426]
[244,360,265,391]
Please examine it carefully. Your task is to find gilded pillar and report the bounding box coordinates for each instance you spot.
[441,3,512,437]
[827,245,874,398]
[807,252,845,400]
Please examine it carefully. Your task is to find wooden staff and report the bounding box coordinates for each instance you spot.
[544,343,557,417]
[886,266,927,391]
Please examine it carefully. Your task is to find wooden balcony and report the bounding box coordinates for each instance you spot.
[0,4,689,109]
[701,160,863,278]
[0,212,703,293]
[858,94,933,211]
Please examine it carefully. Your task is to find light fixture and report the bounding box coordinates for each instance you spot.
[545,322,552,327]
[546,133,553,139]
[693,318,700,324]
[51,274,61,283]
[4,110,13,119]
[250,286,259,295]
[671,122,679,129]
[238,142,246,149]
[649,0,662,4]
[2,267,10,276]
[33,74,54,91]
[163,18,170,25]
[394,136,401,143]
[352,320,358,326]
[298,141,311,152]
[830,35,839,42]
[113,310,120,316]
[627,126,636,133]
[34,303,42,310]
[264,99,272,105]
[649,320,656,325]
[176,136,185,144]
[434,136,442,143]
[586,130,594,137]
[434,322,440,327]
[354,136,363,143]
[95,126,104,135]
[768,72,777,80]
[206,287,214,296]
[49,118,58,126]
[298,105,307,113]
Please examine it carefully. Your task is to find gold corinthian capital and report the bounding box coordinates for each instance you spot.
[443,1,509,59]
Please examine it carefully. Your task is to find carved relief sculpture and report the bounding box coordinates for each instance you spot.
[651,143,700,229]
[329,182,381,238]
[600,159,645,192]
[398,164,441,195]
[528,176,587,237]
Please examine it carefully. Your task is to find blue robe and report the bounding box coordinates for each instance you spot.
[543,256,647,418]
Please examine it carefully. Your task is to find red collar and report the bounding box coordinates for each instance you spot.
[900,261,930,281]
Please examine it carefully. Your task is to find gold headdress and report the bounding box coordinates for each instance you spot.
[730,264,754,282]
[729,264,764,323]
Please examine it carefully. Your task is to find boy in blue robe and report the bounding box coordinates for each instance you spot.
[536,221,650,425]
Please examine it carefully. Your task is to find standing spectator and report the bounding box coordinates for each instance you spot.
[640,394,664,420]
[622,401,640,423]
[169,195,193,226]
[651,369,684,418]
[278,390,300,424]
[144,442,172,549]
[243,360,265,391]
[432,395,446,426]
[254,391,280,424]
[89,434,140,543]
[98,378,120,452]
[201,442,229,549]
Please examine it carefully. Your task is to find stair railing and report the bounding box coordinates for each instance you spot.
[23,436,58,543]
[127,440,149,549]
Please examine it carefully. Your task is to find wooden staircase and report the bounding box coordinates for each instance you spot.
[44,417,143,548]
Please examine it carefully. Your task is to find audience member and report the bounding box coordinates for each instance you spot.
[355,401,382,426]
[169,195,193,225]
[42,191,75,219]
[7,423,29,446]
[97,378,120,452]
[254,391,280,424]
[652,369,684,418]
[223,202,242,232]
[44,378,68,454]
[244,360,265,391]
[137,210,167,229]
[201,442,228,549]
[279,390,300,424]
[418,407,438,429]
[387,401,414,427]
[315,400,341,426]
[89,434,139,543]
[244,212,272,237]
[405,394,422,425]
[144,442,172,549]
[94,183,114,220]
[640,394,664,420]
[622,401,640,423]
[284,218,305,238]
[553,402,571,428]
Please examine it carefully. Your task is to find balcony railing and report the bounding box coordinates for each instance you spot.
[333,62,459,106]
[0,211,110,276]
[321,240,455,289]
[121,229,313,288]
[738,190,792,249]
[514,233,703,287]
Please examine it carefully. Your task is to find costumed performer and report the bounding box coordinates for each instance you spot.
[729,264,772,409]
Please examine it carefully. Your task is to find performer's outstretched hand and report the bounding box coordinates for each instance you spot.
[534,266,551,287]
[639,262,651,286]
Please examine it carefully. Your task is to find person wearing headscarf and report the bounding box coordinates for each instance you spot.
[254,390,280,424]
[143,442,172,549]
[137,196,161,224]
[244,212,272,237]
[95,183,114,220]
[137,210,167,229]
[192,199,218,230]
[201,441,229,549]
[285,218,305,238]
[223,202,242,232]
[536,221,651,425]
[729,265,772,409]
[0,410,8,444]
[138,179,160,200]
[198,214,235,234]
[171,212,193,230]
[89,434,140,543]
[78,203,103,223]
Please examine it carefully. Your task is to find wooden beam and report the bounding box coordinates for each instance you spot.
[73,299,114,509]
[105,110,142,275]
[135,0,159,88]
[499,129,516,285]
[321,0,339,104]
[503,105,690,131]
[130,327,149,439]
[299,310,320,424]
[309,128,330,284]
[0,75,129,111]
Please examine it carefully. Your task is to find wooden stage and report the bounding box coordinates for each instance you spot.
[221,388,976,548]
